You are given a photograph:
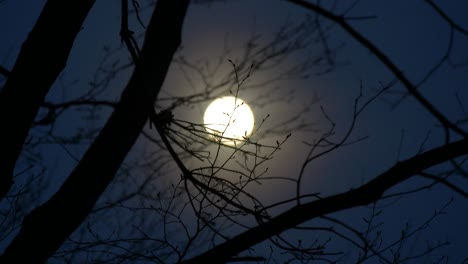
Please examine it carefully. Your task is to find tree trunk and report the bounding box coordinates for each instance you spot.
[0,0,96,200]
[0,1,189,262]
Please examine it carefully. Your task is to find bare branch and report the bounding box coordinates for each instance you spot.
[287,0,467,137]
[419,172,468,198]
[0,0,96,201]
[426,0,468,36]
[182,137,468,263]
[0,1,189,262]
[0,65,10,78]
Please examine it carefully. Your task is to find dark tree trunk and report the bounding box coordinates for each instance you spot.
[0,0,96,200]
[0,1,189,263]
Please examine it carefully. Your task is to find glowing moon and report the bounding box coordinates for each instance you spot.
[204,96,255,142]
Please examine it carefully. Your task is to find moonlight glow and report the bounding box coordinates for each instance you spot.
[204,96,255,142]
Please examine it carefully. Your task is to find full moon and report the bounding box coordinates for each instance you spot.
[204,96,255,143]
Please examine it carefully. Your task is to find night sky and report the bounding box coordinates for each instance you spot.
[1,0,467,263]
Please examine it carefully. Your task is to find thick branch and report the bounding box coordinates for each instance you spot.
[0,0,95,200]
[0,1,189,263]
[182,137,468,263]
[0,65,10,77]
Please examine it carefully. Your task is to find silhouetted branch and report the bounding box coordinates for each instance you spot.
[0,1,189,262]
[182,137,468,263]
[0,0,96,201]
[287,0,467,137]
[34,100,117,126]
[120,0,140,63]
[426,0,468,36]
[297,79,395,201]
[2,1,466,263]
[0,65,9,77]
[419,172,468,198]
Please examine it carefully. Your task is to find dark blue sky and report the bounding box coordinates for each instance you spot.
[1,0,467,263]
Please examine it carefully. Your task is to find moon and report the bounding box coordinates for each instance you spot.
[204,96,255,143]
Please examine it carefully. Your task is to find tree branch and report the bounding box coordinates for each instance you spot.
[0,65,10,77]
[0,0,96,200]
[419,172,468,198]
[425,0,468,36]
[0,1,189,263]
[287,0,467,137]
[182,137,468,263]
